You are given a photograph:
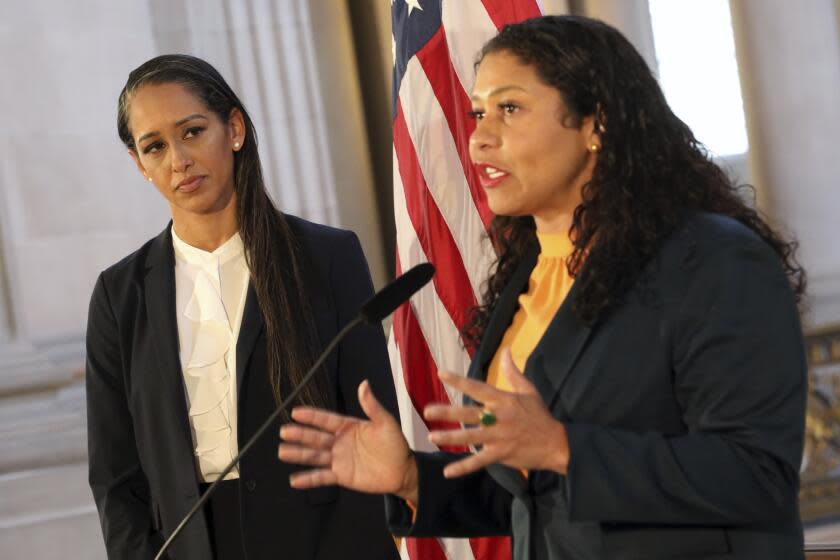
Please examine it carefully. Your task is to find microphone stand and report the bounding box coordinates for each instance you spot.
[154,315,364,560]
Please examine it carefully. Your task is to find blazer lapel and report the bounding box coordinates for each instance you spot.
[236,282,264,396]
[465,245,539,383]
[522,270,594,412]
[462,243,596,500]
[143,225,193,449]
[464,245,539,503]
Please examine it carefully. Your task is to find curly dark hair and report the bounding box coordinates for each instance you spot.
[463,15,805,349]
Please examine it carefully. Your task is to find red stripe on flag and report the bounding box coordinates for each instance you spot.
[393,252,465,446]
[393,303,458,436]
[395,252,511,560]
[394,101,478,334]
[481,0,542,31]
[470,537,513,560]
[407,537,451,560]
[416,27,494,230]
[393,253,476,560]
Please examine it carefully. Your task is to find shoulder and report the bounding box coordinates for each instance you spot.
[285,214,359,246]
[284,214,365,265]
[678,212,763,245]
[648,212,792,309]
[95,225,170,302]
[657,211,778,270]
[283,214,375,312]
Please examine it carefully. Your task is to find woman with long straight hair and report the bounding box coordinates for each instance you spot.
[86,54,399,559]
[279,15,808,560]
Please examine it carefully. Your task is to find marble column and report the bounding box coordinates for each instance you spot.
[569,0,657,73]
[730,0,840,329]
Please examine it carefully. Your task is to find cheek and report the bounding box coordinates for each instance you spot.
[142,155,168,176]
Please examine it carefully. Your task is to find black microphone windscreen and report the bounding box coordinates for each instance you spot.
[360,263,435,323]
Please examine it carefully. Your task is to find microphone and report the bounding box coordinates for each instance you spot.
[360,262,434,322]
[155,263,435,559]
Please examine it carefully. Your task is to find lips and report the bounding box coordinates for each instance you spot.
[475,163,510,189]
[176,175,205,193]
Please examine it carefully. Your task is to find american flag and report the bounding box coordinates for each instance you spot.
[389,1,543,559]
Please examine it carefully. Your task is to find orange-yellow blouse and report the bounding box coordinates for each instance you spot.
[486,231,575,391]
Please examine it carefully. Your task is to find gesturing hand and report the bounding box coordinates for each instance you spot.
[278,379,419,503]
[424,349,569,478]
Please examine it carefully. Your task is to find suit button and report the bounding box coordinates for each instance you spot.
[245,479,257,492]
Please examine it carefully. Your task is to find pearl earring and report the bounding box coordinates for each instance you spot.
[589,144,600,153]
[234,142,240,150]
[146,176,153,182]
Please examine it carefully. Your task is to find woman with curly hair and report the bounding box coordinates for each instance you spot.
[278,15,808,560]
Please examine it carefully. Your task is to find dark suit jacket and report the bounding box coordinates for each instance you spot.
[87,216,400,560]
[388,213,807,560]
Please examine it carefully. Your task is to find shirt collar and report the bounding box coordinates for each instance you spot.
[535,230,574,259]
[171,225,245,268]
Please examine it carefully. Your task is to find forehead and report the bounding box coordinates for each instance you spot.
[472,51,542,98]
[128,82,209,135]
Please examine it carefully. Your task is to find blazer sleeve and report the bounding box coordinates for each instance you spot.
[86,273,167,559]
[386,451,513,537]
[564,235,807,526]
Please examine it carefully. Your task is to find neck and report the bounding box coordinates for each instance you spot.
[533,154,594,234]
[534,211,574,235]
[171,198,239,252]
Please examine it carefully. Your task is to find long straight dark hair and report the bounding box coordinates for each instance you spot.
[117,54,328,410]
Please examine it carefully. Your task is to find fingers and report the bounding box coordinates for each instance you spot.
[442,450,500,479]
[357,379,391,424]
[428,426,491,447]
[500,349,538,395]
[437,371,503,404]
[279,424,335,448]
[278,444,332,467]
[290,406,351,433]
[289,468,339,489]
[423,404,483,425]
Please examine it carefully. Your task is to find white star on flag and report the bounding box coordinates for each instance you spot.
[404,0,423,16]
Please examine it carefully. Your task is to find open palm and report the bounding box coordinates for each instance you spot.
[279,380,417,500]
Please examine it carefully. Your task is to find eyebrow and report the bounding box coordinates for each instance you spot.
[136,113,208,145]
[470,85,528,101]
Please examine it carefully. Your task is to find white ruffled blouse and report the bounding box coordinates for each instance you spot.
[172,227,250,482]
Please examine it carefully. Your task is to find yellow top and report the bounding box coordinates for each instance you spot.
[486,231,575,391]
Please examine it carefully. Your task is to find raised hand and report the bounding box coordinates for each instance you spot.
[278,379,419,502]
[424,348,569,478]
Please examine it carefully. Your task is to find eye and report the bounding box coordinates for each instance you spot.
[142,141,165,155]
[467,109,485,121]
[499,102,520,115]
[184,126,205,139]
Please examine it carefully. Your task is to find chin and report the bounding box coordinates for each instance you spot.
[487,202,525,219]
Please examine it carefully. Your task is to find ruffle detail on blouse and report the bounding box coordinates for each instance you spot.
[179,259,235,480]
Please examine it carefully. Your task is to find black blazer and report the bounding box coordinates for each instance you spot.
[87,216,400,560]
[388,213,807,560]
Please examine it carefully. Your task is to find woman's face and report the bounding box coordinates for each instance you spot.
[469,50,598,232]
[126,82,245,221]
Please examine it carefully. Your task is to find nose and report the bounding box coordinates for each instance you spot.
[170,142,194,173]
[469,118,500,159]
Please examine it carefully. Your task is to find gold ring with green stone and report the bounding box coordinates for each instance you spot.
[479,409,497,426]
